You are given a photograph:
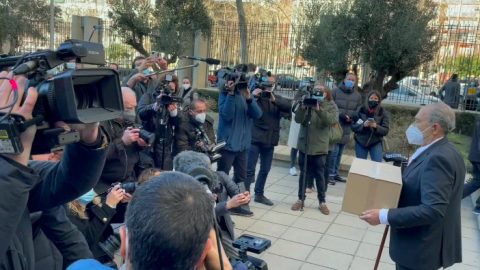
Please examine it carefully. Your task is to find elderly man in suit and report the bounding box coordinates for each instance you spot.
[360,102,465,270]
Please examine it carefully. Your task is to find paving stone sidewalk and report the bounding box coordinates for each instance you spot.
[218,165,480,270]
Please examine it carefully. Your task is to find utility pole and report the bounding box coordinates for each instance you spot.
[50,0,55,50]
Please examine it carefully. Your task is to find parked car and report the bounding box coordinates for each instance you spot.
[464,92,480,111]
[299,77,315,88]
[384,86,440,105]
[274,74,301,90]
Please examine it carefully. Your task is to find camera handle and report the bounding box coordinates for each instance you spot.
[299,106,313,211]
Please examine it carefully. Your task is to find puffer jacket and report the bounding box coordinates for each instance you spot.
[351,106,389,148]
[295,100,339,155]
[332,82,362,144]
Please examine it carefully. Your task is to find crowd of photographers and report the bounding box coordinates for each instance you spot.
[0,47,394,270]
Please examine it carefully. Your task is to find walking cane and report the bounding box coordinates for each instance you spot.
[374,225,390,270]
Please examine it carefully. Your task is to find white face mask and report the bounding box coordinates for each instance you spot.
[123,110,136,122]
[183,84,191,90]
[194,113,206,123]
[248,71,255,77]
[406,125,431,146]
[66,62,76,69]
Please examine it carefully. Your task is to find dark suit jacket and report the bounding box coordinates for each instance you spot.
[388,137,465,269]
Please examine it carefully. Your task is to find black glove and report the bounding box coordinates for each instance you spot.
[339,113,348,123]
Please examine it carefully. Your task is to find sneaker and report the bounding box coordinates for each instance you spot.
[334,175,346,183]
[290,167,297,176]
[230,207,254,217]
[291,200,302,211]
[306,188,313,193]
[474,205,480,215]
[319,203,330,215]
[254,195,274,206]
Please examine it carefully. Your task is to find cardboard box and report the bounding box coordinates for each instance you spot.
[341,158,403,216]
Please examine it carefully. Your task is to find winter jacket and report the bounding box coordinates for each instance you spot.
[332,82,362,144]
[351,106,390,148]
[64,203,116,263]
[469,120,480,163]
[32,206,93,270]
[177,86,199,110]
[137,91,183,170]
[440,80,461,109]
[295,100,339,156]
[252,95,291,148]
[175,114,216,154]
[217,91,263,152]
[0,133,108,270]
[95,119,141,194]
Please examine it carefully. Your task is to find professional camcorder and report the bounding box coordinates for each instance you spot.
[216,67,249,92]
[300,85,325,108]
[0,39,123,155]
[110,181,138,195]
[154,74,183,106]
[126,123,156,145]
[233,234,271,270]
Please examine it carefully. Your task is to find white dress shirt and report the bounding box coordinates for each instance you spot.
[379,137,444,225]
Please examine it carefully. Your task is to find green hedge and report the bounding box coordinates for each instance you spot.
[197,88,474,172]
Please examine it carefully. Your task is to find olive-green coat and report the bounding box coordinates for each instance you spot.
[295,100,339,156]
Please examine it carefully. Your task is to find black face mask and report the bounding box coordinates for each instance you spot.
[369,101,379,108]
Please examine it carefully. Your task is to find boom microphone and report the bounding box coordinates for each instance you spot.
[180,56,220,65]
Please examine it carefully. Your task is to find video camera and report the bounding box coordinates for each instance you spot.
[186,165,223,195]
[0,39,123,155]
[216,67,249,92]
[250,68,275,99]
[154,74,183,106]
[299,85,325,108]
[233,234,271,270]
[126,123,156,145]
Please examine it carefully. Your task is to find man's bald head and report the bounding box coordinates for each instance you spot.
[122,87,137,111]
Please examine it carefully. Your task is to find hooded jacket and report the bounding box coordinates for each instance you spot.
[0,134,108,270]
[332,82,362,144]
[295,100,339,155]
[217,91,262,152]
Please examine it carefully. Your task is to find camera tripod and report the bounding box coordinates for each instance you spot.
[299,105,314,211]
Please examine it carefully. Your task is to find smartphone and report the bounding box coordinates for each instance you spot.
[367,118,375,122]
[165,74,173,82]
[150,51,159,58]
[145,71,158,78]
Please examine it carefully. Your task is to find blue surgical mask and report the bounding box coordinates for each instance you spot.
[66,63,76,69]
[313,96,325,101]
[78,189,95,205]
[142,69,151,76]
[345,81,354,89]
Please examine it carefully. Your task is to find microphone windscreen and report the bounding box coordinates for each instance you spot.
[206,58,221,65]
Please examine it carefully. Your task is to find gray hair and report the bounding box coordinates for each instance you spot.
[173,151,211,173]
[428,102,456,135]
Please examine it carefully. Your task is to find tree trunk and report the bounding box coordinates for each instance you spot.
[236,0,248,64]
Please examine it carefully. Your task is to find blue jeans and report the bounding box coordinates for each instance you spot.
[355,142,383,162]
[463,162,480,206]
[246,144,275,196]
[329,144,346,176]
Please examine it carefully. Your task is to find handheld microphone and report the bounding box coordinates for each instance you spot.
[180,56,220,65]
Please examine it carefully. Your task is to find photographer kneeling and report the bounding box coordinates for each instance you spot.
[138,75,183,170]
[173,151,250,261]
[176,98,216,154]
[68,172,249,270]
[64,186,124,264]
[0,73,110,269]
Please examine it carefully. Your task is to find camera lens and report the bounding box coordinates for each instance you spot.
[99,233,121,260]
[121,182,138,194]
[74,84,100,109]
